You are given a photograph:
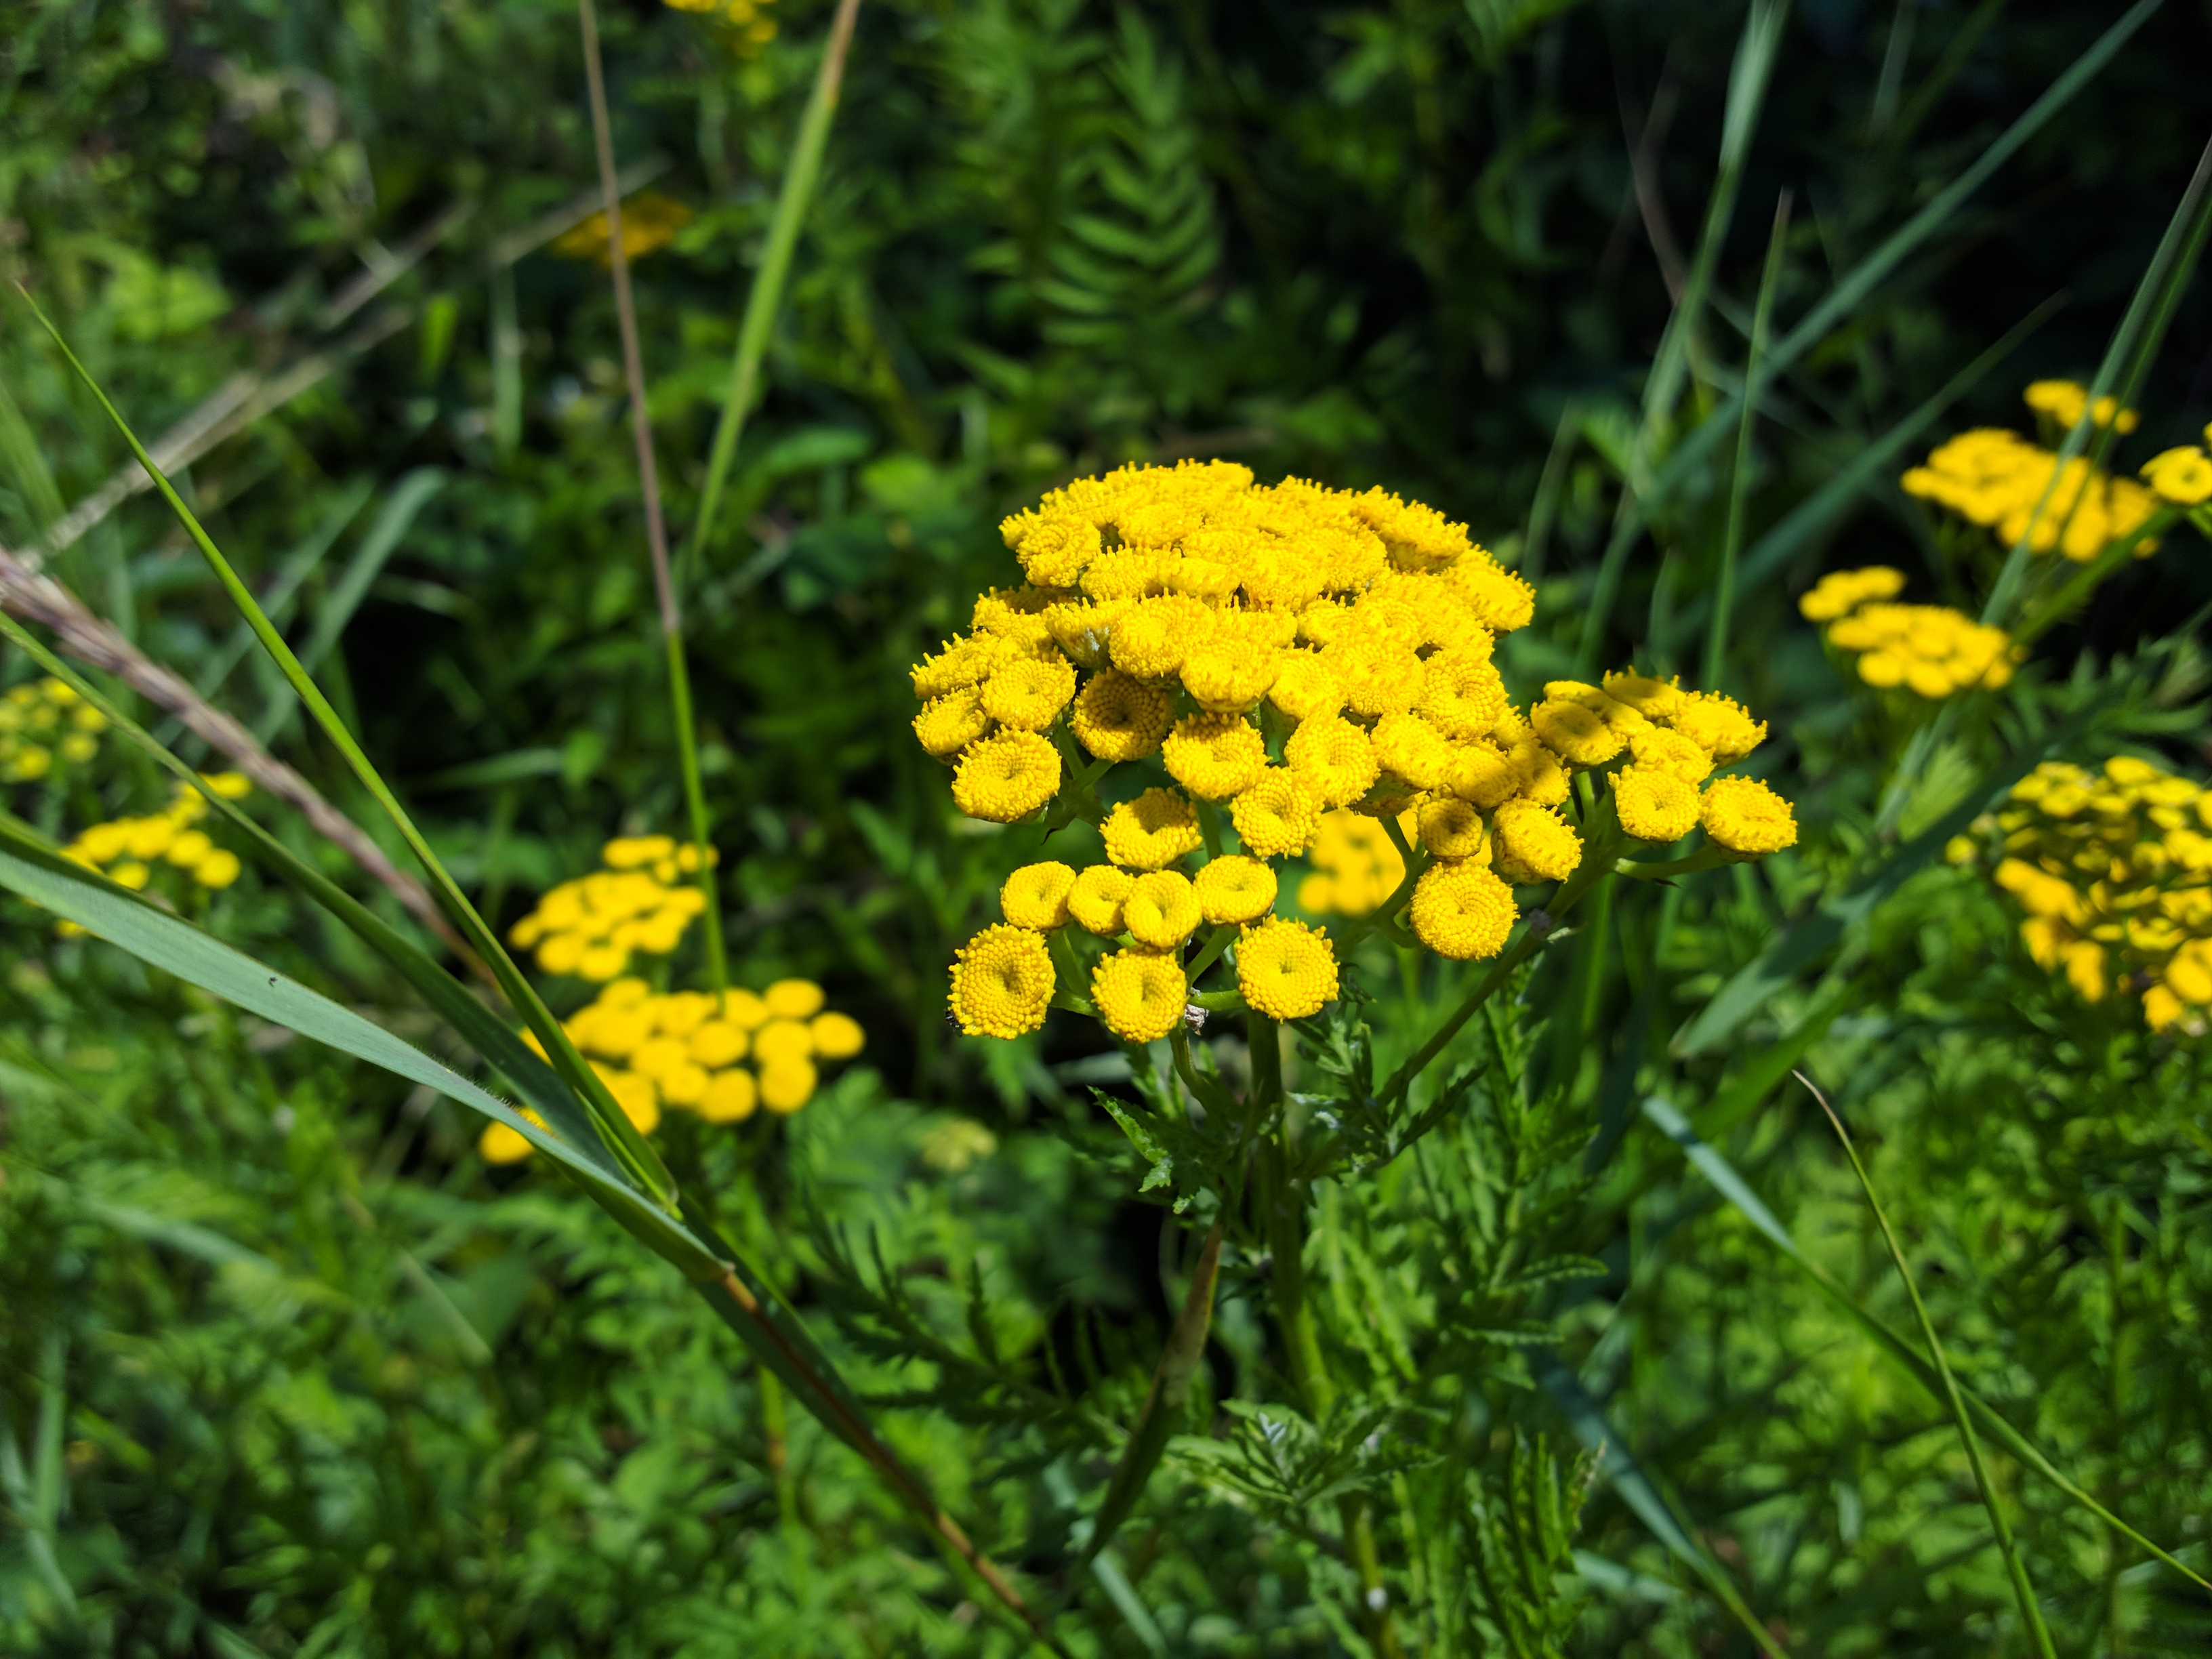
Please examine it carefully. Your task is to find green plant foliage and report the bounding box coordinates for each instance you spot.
[5,1,2212,1654]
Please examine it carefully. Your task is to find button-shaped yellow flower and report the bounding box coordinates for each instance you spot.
[1614,764,1700,844]
[2142,446,2212,506]
[1002,861,1078,929]
[948,924,1057,1038]
[1102,789,1204,870]
[1069,669,1174,761]
[1702,776,1798,855]
[1091,949,1188,1043]
[1124,870,1202,949]
[1231,770,1324,859]
[1409,859,1516,960]
[1163,712,1269,802]
[1284,714,1380,808]
[952,729,1061,823]
[1491,799,1582,884]
[1237,917,1338,1020]
[1194,855,1277,924]
[1069,864,1136,935]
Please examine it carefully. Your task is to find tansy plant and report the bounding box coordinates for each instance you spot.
[909,462,1799,1629]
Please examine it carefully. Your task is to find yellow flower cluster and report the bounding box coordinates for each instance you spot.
[508,836,715,981]
[1297,809,1411,916]
[2137,424,2212,508]
[663,0,776,54]
[551,190,696,268]
[1954,756,2212,1032]
[1,676,106,782]
[917,465,1798,1041]
[62,773,251,895]
[1800,567,2020,699]
[480,977,862,1164]
[1901,384,2160,562]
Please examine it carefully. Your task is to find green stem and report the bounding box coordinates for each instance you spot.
[578,0,729,1000]
[1375,844,1620,1109]
[1702,190,1790,693]
[1807,1078,2057,1659]
[680,0,865,590]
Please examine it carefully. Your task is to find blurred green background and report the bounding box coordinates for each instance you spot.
[3,1,2211,1653]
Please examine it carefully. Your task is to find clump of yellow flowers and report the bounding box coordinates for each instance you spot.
[61,773,251,897]
[1902,382,2161,562]
[480,976,864,1164]
[551,190,696,268]
[916,462,1797,1044]
[1951,756,2212,1033]
[1,676,107,782]
[507,836,715,981]
[1800,566,2021,699]
[1298,808,1412,916]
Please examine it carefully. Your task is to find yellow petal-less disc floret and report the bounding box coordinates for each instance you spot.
[912,688,991,758]
[1195,855,1277,924]
[2141,446,2212,507]
[1491,799,1582,884]
[700,1068,759,1123]
[1002,861,1078,929]
[1628,726,1714,782]
[948,924,1057,1038]
[1417,796,1488,860]
[1068,863,1136,935]
[952,729,1062,822]
[1232,769,1324,859]
[981,655,1078,731]
[1672,693,1766,762]
[1102,788,1204,870]
[1532,697,1624,766]
[1124,870,1203,949]
[1410,859,1517,960]
[1237,917,1339,1020]
[1614,764,1701,844]
[1702,777,1799,855]
[1162,712,1269,801]
[760,1059,819,1115]
[1070,669,1175,761]
[809,1011,865,1059]
[1091,949,1189,1043]
[1284,714,1380,808]
[765,979,825,1019]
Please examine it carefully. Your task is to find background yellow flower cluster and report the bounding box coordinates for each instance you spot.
[482,977,863,1164]
[918,464,1797,1042]
[1954,756,2212,1031]
[1901,382,2161,561]
[1800,566,2020,699]
[0,675,106,782]
[507,836,714,981]
[62,773,251,897]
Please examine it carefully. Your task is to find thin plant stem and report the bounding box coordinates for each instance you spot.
[1702,190,1790,694]
[576,0,729,998]
[1801,1073,2057,1659]
[682,0,865,590]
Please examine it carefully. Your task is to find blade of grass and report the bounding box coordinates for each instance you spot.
[1801,1073,2057,1658]
[1702,190,1790,692]
[681,0,865,591]
[577,0,731,1000]
[1578,0,1789,676]
[15,284,681,1215]
[1984,131,2212,628]
[1639,1092,2211,1593]
[1578,0,2159,666]
[1656,291,2061,655]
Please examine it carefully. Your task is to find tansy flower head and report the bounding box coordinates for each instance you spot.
[1103,788,1204,870]
[1370,711,1452,790]
[1448,741,1522,811]
[479,1107,548,1166]
[1269,652,1345,722]
[1420,649,1508,739]
[1532,697,1624,766]
[760,1059,818,1115]
[952,729,1061,822]
[1824,600,2018,699]
[1702,776,1798,855]
[981,656,1078,731]
[1285,714,1380,808]
[1298,810,1410,916]
[1070,669,1174,761]
[1418,795,1488,860]
[1599,670,1685,722]
[1163,712,1269,802]
[914,687,990,758]
[1410,859,1517,959]
[1195,854,1277,924]
[1628,726,1714,782]
[1797,566,1908,623]
[1124,869,1203,949]
[1232,769,1324,859]
[1069,863,1137,935]
[1614,764,1700,844]
[1491,799,1582,884]
[2142,447,2212,507]
[1671,693,1765,762]
[1091,949,1189,1044]
[1237,917,1339,1020]
[949,924,1057,1038]
[1002,861,1078,929]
